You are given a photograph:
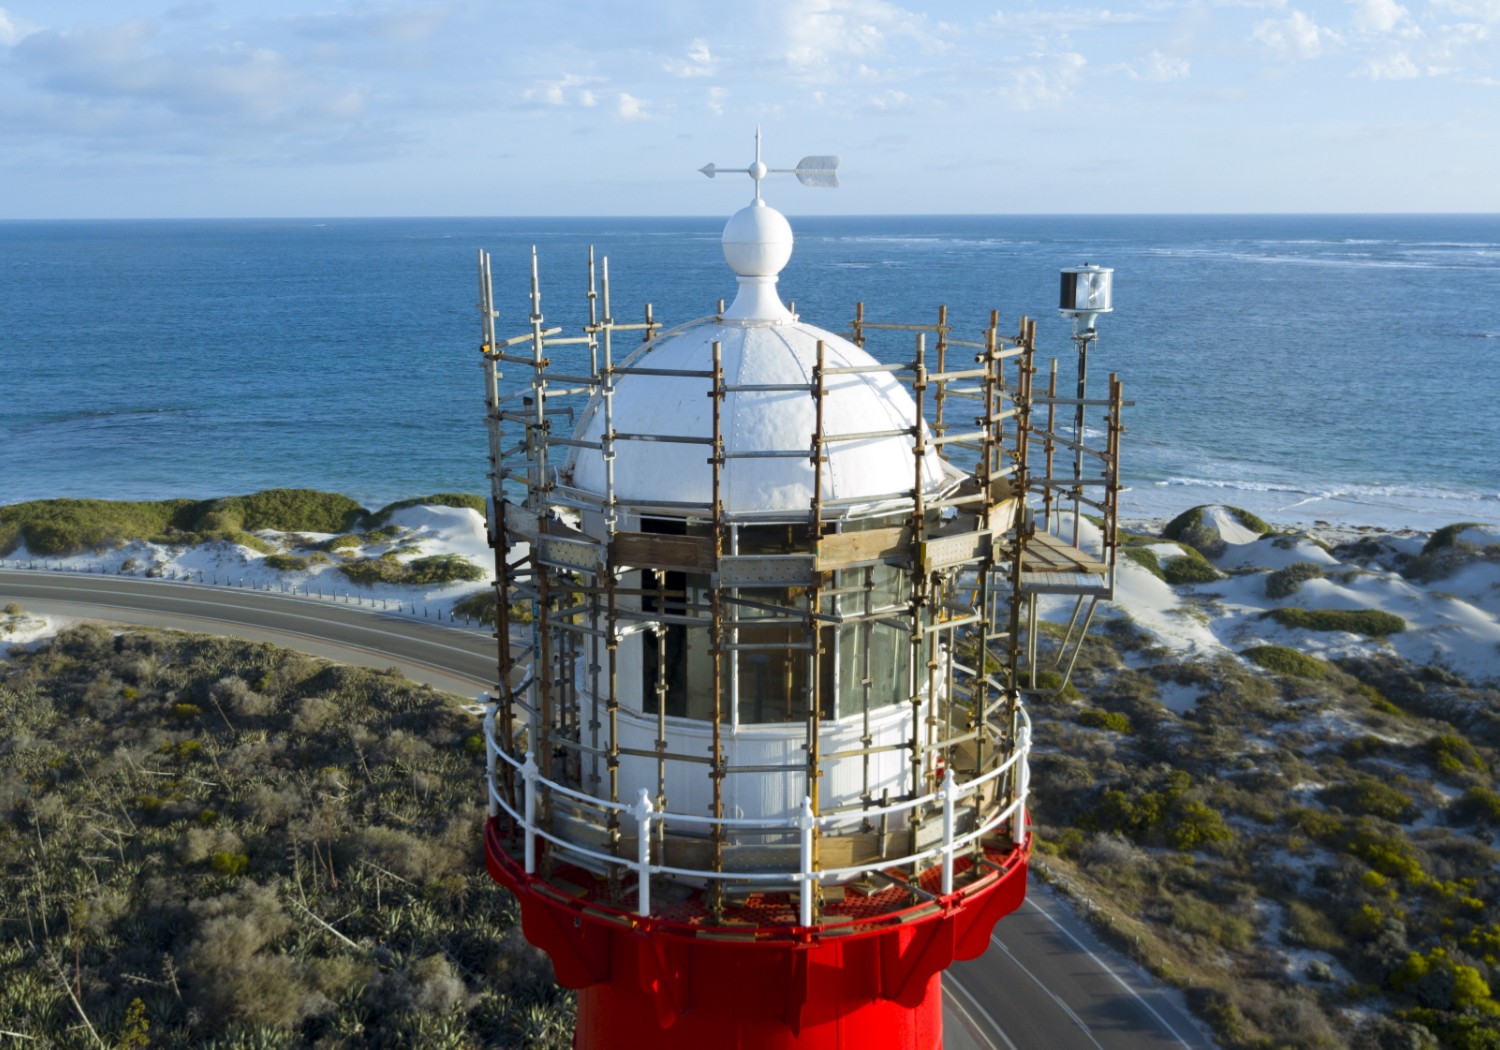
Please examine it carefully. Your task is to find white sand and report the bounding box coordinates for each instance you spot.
[1038,504,1500,705]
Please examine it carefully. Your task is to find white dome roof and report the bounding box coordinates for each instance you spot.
[565,319,950,516]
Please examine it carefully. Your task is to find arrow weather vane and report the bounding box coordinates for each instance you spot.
[699,127,839,203]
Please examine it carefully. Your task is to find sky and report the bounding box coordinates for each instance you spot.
[1,0,1496,217]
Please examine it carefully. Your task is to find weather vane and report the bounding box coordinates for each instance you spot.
[698,127,839,202]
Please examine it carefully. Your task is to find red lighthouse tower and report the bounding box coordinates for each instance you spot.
[474,141,1124,1048]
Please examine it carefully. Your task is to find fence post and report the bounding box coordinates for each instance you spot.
[633,789,654,916]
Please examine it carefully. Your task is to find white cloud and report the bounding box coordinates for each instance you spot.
[1363,50,1421,77]
[616,91,650,120]
[1348,0,1416,35]
[1431,0,1500,21]
[1252,10,1340,57]
[0,6,40,46]
[525,73,604,107]
[1142,49,1191,79]
[664,37,715,77]
[776,0,937,78]
[996,51,1087,109]
[707,85,728,117]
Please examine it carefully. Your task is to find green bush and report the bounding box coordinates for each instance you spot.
[1427,734,1489,776]
[1455,786,1500,826]
[208,489,367,534]
[1162,506,1225,557]
[1266,561,1325,599]
[1168,800,1234,850]
[1320,777,1419,822]
[1422,522,1488,555]
[1267,607,1407,637]
[209,852,250,877]
[0,490,369,556]
[1171,893,1254,948]
[1243,644,1331,680]
[1078,708,1132,733]
[264,553,309,572]
[1122,546,1165,580]
[339,554,484,588]
[326,534,362,552]
[0,497,194,555]
[1162,547,1225,585]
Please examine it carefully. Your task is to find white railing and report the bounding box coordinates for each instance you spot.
[482,702,1031,928]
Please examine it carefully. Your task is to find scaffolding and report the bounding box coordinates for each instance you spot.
[476,247,1123,930]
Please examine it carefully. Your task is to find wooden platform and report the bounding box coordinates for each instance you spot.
[1018,530,1111,597]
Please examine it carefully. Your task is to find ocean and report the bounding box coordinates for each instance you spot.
[2,214,1497,531]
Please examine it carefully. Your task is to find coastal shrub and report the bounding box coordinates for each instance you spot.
[264,553,310,572]
[326,534,362,552]
[339,553,483,587]
[1171,893,1254,949]
[1320,777,1419,823]
[0,491,371,556]
[1243,645,1331,680]
[1162,506,1225,557]
[1454,786,1500,827]
[452,590,530,626]
[206,489,367,534]
[1426,734,1489,777]
[368,493,487,525]
[1019,667,1080,701]
[1266,561,1325,599]
[1122,546,1165,579]
[1078,708,1132,733]
[1161,547,1225,585]
[0,497,195,555]
[1266,607,1407,638]
[1422,522,1488,556]
[1283,900,1347,953]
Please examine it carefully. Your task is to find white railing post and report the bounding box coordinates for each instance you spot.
[1011,723,1031,846]
[799,796,816,928]
[522,750,539,874]
[633,789,654,916]
[481,695,497,819]
[941,766,956,896]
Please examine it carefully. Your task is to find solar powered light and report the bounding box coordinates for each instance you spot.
[1059,264,1113,334]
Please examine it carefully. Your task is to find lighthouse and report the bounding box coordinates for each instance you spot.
[473,139,1124,1048]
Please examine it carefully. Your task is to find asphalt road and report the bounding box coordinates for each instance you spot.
[1,567,1213,1050]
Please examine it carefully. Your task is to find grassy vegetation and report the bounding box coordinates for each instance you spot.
[1161,545,1224,585]
[339,554,484,588]
[1,491,491,560]
[0,490,365,557]
[1265,561,1325,599]
[1121,545,1165,579]
[1267,607,1408,637]
[264,553,311,572]
[1027,616,1500,1050]
[0,625,572,1047]
[1423,522,1490,555]
[1242,643,1334,680]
